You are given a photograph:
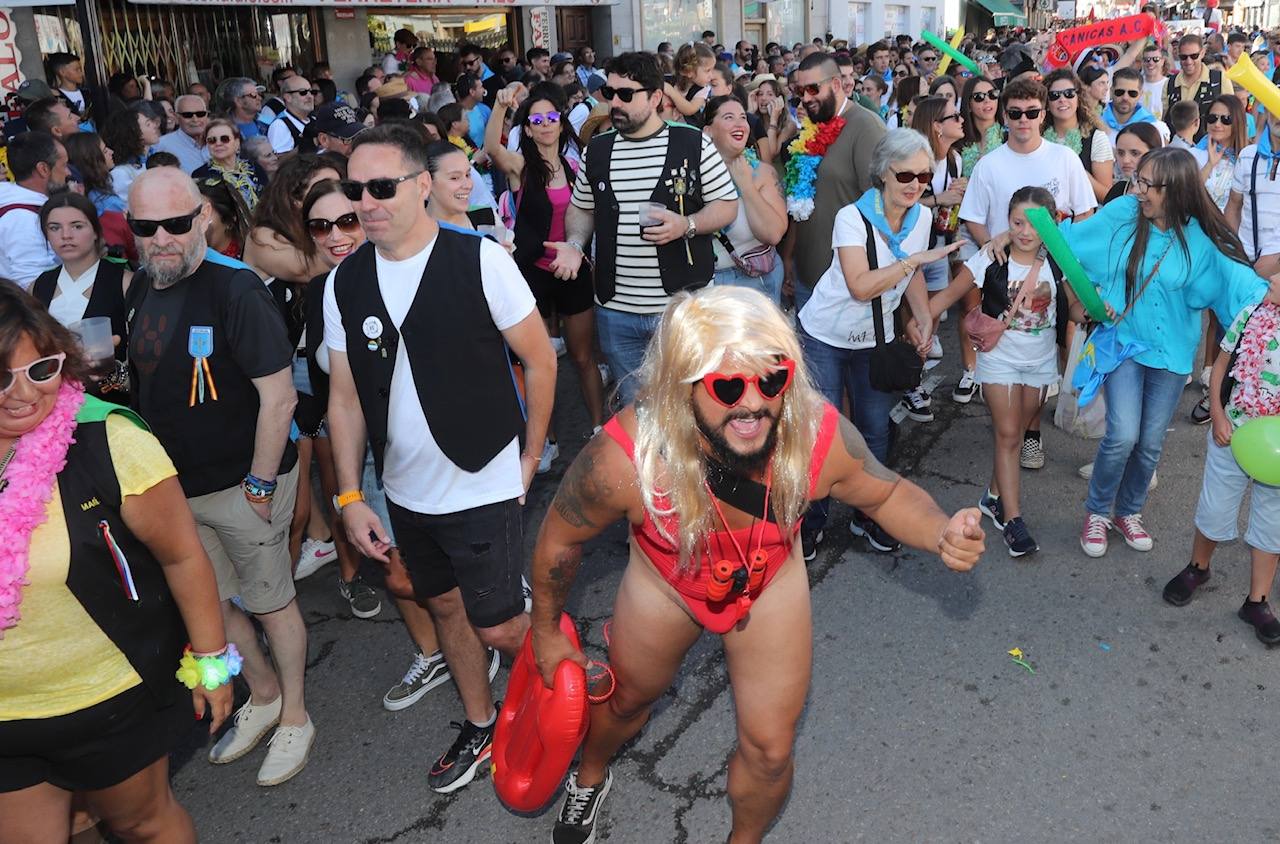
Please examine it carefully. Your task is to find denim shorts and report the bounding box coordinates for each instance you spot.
[1194,428,1280,554]
[922,257,950,292]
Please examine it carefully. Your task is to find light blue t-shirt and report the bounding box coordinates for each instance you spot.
[467,103,492,151]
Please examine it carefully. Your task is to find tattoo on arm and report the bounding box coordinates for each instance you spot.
[551,436,609,529]
[546,545,583,608]
[838,415,900,484]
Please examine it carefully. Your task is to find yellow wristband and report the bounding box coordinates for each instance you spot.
[336,490,365,509]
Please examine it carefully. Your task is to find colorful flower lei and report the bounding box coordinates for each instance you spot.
[177,644,244,691]
[1043,126,1083,156]
[0,382,84,636]
[784,114,846,221]
[1227,302,1280,425]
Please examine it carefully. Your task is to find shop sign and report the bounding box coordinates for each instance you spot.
[0,9,23,96]
[334,6,355,16]
[530,5,549,47]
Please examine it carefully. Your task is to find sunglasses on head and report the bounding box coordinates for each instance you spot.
[969,90,996,103]
[0,352,66,395]
[178,110,207,119]
[600,85,652,103]
[1206,112,1233,124]
[1112,88,1140,99]
[891,168,932,185]
[1047,88,1077,101]
[527,111,561,126]
[307,212,361,238]
[700,359,796,408]
[339,171,422,201]
[206,133,233,144]
[126,207,202,237]
[1006,107,1042,121]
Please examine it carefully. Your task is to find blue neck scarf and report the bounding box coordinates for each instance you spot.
[1257,128,1280,162]
[1196,133,1241,164]
[854,188,920,261]
[1101,103,1156,132]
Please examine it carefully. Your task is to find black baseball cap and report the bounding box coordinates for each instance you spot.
[311,102,364,140]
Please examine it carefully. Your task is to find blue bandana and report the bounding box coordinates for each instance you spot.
[1072,323,1149,406]
[1196,133,1241,164]
[854,188,920,261]
[1257,128,1280,162]
[1101,103,1157,132]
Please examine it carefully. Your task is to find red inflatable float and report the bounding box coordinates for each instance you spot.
[492,612,591,813]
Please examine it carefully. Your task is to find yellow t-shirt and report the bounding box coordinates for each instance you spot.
[0,414,177,720]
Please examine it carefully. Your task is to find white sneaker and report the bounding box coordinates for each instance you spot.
[209,696,282,764]
[928,335,944,360]
[1199,366,1211,389]
[521,574,533,614]
[294,537,336,580]
[903,387,934,423]
[598,363,613,385]
[537,440,559,474]
[256,718,316,786]
[550,337,567,357]
[951,369,977,404]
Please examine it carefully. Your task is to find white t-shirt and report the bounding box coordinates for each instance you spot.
[60,87,86,115]
[1140,77,1168,121]
[798,203,930,350]
[959,140,1098,238]
[1170,135,1210,167]
[1232,144,1280,259]
[322,233,536,514]
[963,249,1058,368]
[267,112,309,154]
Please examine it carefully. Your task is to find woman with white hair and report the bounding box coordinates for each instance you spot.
[796,128,959,556]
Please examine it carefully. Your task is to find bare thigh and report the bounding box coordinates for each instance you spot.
[0,782,72,844]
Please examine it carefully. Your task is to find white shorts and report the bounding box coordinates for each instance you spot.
[1194,428,1280,554]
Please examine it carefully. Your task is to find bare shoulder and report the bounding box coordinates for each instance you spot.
[820,412,900,487]
[550,413,641,530]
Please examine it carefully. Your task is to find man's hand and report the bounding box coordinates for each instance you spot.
[640,208,688,245]
[544,241,584,280]
[982,231,1012,264]
[531,622,588,689]
[939,508,985,571]
[519,452,539,505]
[340,501,392,563]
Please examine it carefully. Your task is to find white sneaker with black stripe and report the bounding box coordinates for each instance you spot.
[553,769,613,844]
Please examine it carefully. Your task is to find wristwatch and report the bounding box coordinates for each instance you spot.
[334,490,365,512]
[683,216,698,240]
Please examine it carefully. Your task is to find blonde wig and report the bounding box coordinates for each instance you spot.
[632,286,825,572]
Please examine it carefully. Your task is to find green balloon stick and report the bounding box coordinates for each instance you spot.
[921,31,980,76]
[1025,205,1111,323]
[1231,417,1280,486]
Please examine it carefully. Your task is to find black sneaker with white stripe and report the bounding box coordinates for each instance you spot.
[428,708,498,794]
[553,769,613,844]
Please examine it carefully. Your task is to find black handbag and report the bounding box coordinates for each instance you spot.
[858,211,923,393]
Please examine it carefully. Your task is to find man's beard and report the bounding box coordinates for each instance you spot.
[610,105,649,133]
[803,89,838,123]
[693,402,779,475]
[143,233,205,289]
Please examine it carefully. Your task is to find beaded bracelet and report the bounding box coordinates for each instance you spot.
[243,473,277,503]
[176,643,243,691]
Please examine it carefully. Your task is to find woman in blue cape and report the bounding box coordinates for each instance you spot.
[1063,147,1271,558]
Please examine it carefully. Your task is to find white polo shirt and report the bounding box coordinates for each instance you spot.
[1232,143,1280,260]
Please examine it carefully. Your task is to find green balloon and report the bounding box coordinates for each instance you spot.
[920,30,981,75]
[1231,416,1280,486]
[1025,205,1111,323]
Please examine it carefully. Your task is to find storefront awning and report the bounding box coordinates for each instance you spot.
[970,0,1027,25]
[130,0,614,5]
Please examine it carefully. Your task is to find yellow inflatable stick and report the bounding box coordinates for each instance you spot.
[1227,56,1280,117]
[936,27,966,75]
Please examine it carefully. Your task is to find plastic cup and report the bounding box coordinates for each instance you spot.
[638,201,667,227]
[71,316,114,361]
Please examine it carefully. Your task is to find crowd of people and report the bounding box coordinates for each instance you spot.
[0,15,1279,843]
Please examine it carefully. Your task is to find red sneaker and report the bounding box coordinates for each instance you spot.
[1080,514,1110,558]
[1114,514,1154,551]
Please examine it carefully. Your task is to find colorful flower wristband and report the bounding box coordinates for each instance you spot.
[176,643,243,691]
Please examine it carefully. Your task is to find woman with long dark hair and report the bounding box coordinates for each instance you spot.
[101,106,160,199]
[198,176,252,260]
[1062,148,1273,558]
[1200,94,1247,211]
[484,82,604,447]
[1042,68,1114,202]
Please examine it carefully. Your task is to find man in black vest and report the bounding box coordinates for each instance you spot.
[324,123,556,794]
[1167,32,1232,136]
[124,168,315,787]
[544,50,738,405]
[266,74,315,157]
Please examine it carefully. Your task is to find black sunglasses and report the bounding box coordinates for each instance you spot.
[1205,113,1233,125]
[1006,107,1042,121]
[1179,52,1201,61]
[1112,88,1140,98]
[339,171,422,201]
[797,76,837,96]
[600,85,653,103]
[1047,88,1077,101]
[307,212,362,238]
[286,87,318,96]
[969,90,996,103]
[126,207,202,237]
[891,169,932,185]
[938,112,963,123]
[178,110,208,119]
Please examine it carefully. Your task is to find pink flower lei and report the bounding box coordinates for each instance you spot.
[1228,302,1280,423]
[0,381,84,636]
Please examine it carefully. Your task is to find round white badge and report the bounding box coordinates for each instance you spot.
[362,316,383,339]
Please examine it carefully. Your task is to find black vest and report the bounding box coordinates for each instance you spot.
[61,400,186,705]
[585,124,714,303]
[126,262,296,497]
[333,230,525,479]
[32,261,129,355]
[511,160,596,289]
[1166,69,1223,139]
[981,249,1071,346]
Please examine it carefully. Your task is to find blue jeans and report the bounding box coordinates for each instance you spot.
[1085,358,1186,517]
[793,279,814,312]
[799,327,897,532]
[712,261,784,304]
[595,305,662,407]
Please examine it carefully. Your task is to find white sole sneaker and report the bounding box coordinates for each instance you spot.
[209,697,283,765]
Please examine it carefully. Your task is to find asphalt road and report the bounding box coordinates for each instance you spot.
[170,330,1280,844]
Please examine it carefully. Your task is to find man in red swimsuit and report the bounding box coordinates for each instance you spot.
[530,286,985,844]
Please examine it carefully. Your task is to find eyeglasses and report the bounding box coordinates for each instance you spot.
[206,134,234,145]
[1179,52,1201,61]
[1205,112,1233,125]
[797,75,836,96]
[600,85,653,103]
[527,111,561,126]
[893,68,909,78]
[890,168,932,185]
[307,212,362,238]
[700,359,795,407]
[920,54,938,63]
[938,112,963,123]
[969,90,996,103]
[178,110,208,119]
[126,207,202,237]
[1006,107,1042,121]
[1112,88,1140,99]
[339,171,422,201]
[1131,175,1166,192]
[0,352,66,395]
[1047,88,1077,101]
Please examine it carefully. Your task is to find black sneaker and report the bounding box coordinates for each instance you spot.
[849,512,900,552]
[1238,599,1280,646]
[553,769,613,844]
[801,528,823,562]
[977,490,1006,531]
[1162,563,1210,607]
[1190,391,1211,425]
[902,387,934,423]
[428,709,497,794]
[1002,516,1038,557]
